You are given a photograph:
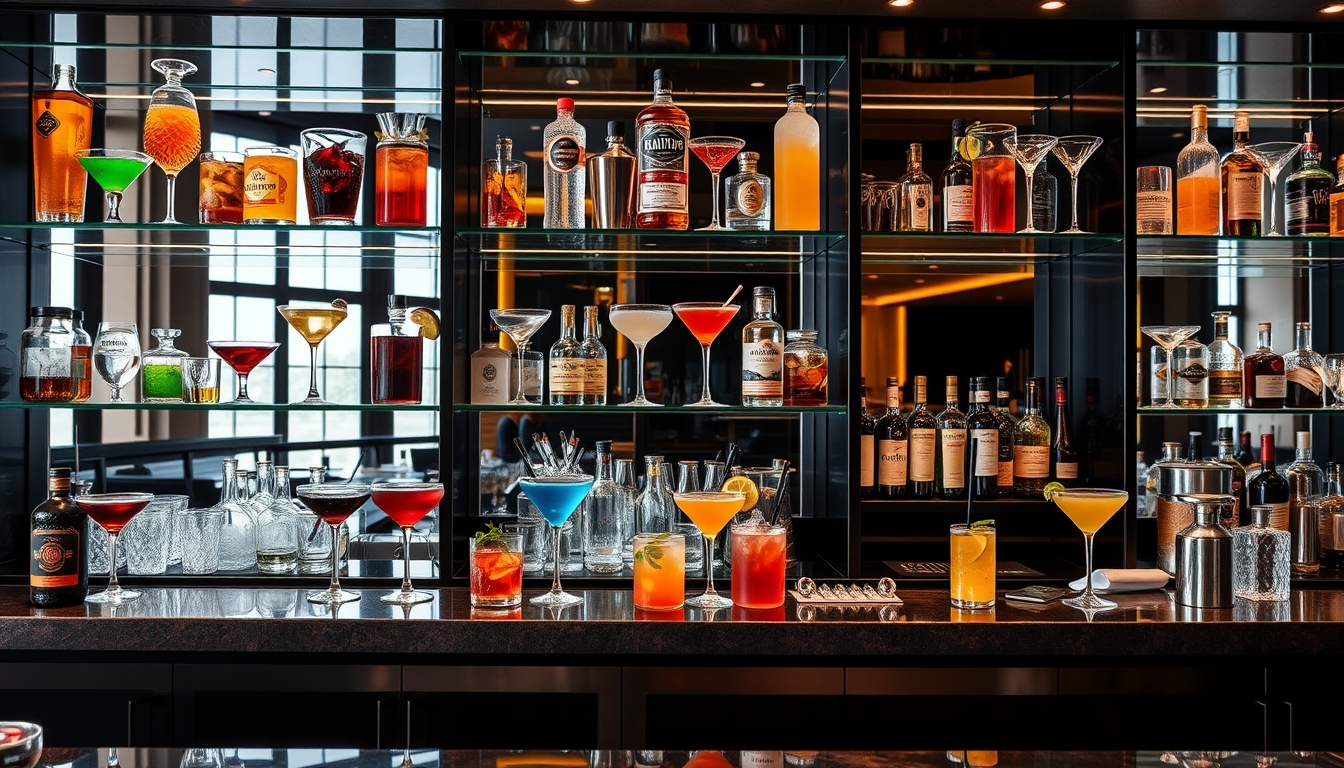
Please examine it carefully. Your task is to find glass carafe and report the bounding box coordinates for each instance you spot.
[142,58,201,224]
[213,459,257,572]
[142,328,190,403]
[371,294,424,404]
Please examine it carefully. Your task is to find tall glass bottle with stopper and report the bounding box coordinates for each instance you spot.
[897,143,933,232]
[635,456,677,534]
[582,441,630,574]
[859,377,877,499]
[1051,377,1079,485]
[742,286,784,407]
[1284,321,1325,408]
[1207,311,1243,408]
[371,294,424,405]
[1285,130,1333,236]
[549,305,584,406]
[1176,104,1221,235]
[483,135,526,228]
[876,377,908,499]
[993,376,1016,494]
[1221,109,1262,237]
[774,83,820,231]
[1012,378,1051,499]
[213,459,257,572]
[1032,163,1057,233]
[580,305,608,406]
[253,461,299,573]
[141,328,190,403]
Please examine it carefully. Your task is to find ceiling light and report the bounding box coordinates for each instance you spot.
[1322,3,1344,11]
[1149,86,1168,94]
[565,78,580,85]
[257,67,276,75]
[889,0,913,6]
[750,82,766,88]
[258,111,272,116]
[1040,1,1065,8]
[995,295,1004,301]
[530,125,541,130]
[914,279,925,284]
[867,274,879,280]
[1170,132,1185,139]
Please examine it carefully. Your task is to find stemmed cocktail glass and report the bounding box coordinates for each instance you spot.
[489,308,551,405]
[1325,354,1344,409]
[278,299,348,405]
[1140,325,1201,408]
[673,302,741,407]
[94,322,141,404]
[608,304,673,406]
[1003,134,1058,234]
[208,341,280,404]
[296,483,372,605]
[76,492,155,604]
[520,474,594,607]
[1047,486,1128,612]
[75,150,153,223]
[1247,142,1302,236]
[142,59,202,224]
[688,137,745,230]
[674,490,746,608]
[372,481,445,605]
[1050,136,1104,234]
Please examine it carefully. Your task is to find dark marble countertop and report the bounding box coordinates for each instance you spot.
[4,585,1344,661]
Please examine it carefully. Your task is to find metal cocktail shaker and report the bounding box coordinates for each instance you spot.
[586,120,636,228]
[1156,462,1232,574]
[1174,494,1234,608]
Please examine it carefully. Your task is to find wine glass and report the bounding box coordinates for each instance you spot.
[208,341,281,404]
[688,137,745,230]
[1140,325,1201,408]
[93,322,141,403]
[672,302,741,407]
[1325,354,1344,409]
[520,474,594,607]
[608,304,673,406]
[296,483,372,605]
[1050,136,1104,234]
[489,308,551,405]
[1002,134,1059,234]
[142,59,201,225]
[277,299,348,405]
[75,149,153,223]
[371,481,445,605]
[76,492,155,604]
[1247,141,1303,236]
[1048,487,1129,613]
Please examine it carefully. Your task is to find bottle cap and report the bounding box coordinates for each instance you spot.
[786,83,807,102]
[1297,431,1311,450]
[1259,322,1272,331]
[1251,505,1274,527]
[1218,426,1233,442]
[607,120,624,139]
[49,467,72,479]
[887,376,899,387]
[653,69,671,91]
[557,97,575,112]
[753,286,775,297]
[30,306,73,319]
[859,376,866,385]
[388,294,409,310]
[1296,321,1311,330]
[951,118,966,136]
[738,151,760,170]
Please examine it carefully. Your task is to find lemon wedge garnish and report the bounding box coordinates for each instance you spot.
[958,121,983,161]
[1043,481,1065,502]
[720,475,759,513]
[410,307,441,341]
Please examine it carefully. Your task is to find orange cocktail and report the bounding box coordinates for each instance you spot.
[1049,486,1128,613]
[673,302,741,407]
[470,527,524,608]
[949,523,995,610]
[633,532,686,610]
[243,146,300,224]
[143,104,201,176]
[674,490,745,609]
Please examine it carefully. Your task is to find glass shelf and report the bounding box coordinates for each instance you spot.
[0,401,439,412]
[459,50,846,62]
[0,41,442,54]
[1137,407,1342,416]
[453,404,845,416]
[1137,235,1344,273]
[862,233,1122,267]
[1136,60,1344,70]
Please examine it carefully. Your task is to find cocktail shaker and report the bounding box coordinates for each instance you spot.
[1156,462,1232,574]
[586,120,637,228]
[1174,494,1234,609]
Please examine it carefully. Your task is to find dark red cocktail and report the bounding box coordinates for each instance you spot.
[372,482,444,606]
[296,483,372,605]
[75,492,154,605]
[301,490,369,525]
[208,341,280,404]
[302,130,366,225]
[371,335,423,404]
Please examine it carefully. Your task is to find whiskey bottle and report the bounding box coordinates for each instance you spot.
[1221,110,1261,237]
[942,118,974,232]
[543,98,586,228]
[1243,322,1286,409]
[33,64,93,223]
[725,151,771,231]
[992,376,1017,493]
[1176,104,1221,235]
[1207,310,1243,408]
[935,375,967,500]
[859,377,876,500]
[742,287,784,406]
[897,143,933,232]
[876,377,909,498]
[1318,463,1344,568]
[30,467,88,608]
[1051,377,1079,485]
[636,69,690,230]
[1285,431,1324,543]
[1172,337,1210,408]
[1284,321,1324,408]
[1285,130,1333,236]
[1013,378,1051,498]
[966,376,1000,500]
[906,375,938,499]
[549,305,584,406]
[580,305,608,406]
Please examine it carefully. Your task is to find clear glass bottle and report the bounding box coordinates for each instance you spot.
[582,441,630,574]
[1176,104,1221,235]
[897,143,933,232]
[1221,109,1261,237]
[214,458,257,572]
[252,461,297,573]
[69,309,92,403]
[1285,130,1333,236]
[743,287,784,407]
[935,375,968,500]
[635,455,676,534]
[33,64,93,223]
[1012,378,1051,499]
[1207,311,1243,408]
[782,329,827,406]
[1135,451,1149,515]
[20,306,78,403]
[580,305,608,406]
[471,319,512,405]
[1244,322,1286,409]
[549,305,583,406]
[543,97,586,228]
[141,328,189,403]
[907,375,938,499]
[725,151,772,231]
[1031,165,1057,233]
[1284,321,1325,408]
[1144,441,1183,518]
[1232,504,1291,601]
[1171,337,1209,408]
[1318,463,1344,568]
[1286,430,1325,523]
[483,135,526,228]
[774,83,820,231]
[586,120,637,229]
[942,118,974,232]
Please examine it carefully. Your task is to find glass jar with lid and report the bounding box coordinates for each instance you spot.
[142,328,191,402]
[69,309,93,402]
[20,306,78,402]
[782,329,828,406]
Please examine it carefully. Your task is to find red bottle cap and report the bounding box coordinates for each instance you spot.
[557,97,575,111]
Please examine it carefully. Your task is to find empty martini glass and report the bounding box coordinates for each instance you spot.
[75,149,153,223]
[277,299,348,405]
[608,303,673,406]
[1003,134,1059,234]
[489,308,551,405]
[688,137,746,230]
[1247,142,1302,236]
[1140,325,1201,408]
[1050,136,1104,234]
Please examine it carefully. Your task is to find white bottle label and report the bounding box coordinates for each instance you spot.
[22,347,72,379]
[909,183,932,229]
[470,354,511,404]
[945,184,973,225]
[910,428,936,482]
[1056,462,1079,480]
[583,359,606,397]
[860,434,875,488]
[1014,445,1050,479]
[971,428,999,477]
[742,340,783,397]
[1136,191,1172,228]
[1228,170,1262,220]
[1255,374,1287,399]
[549,358,586,395]
[879,438,908,486]
[1175,361,1209,400]
[940,429,966,488]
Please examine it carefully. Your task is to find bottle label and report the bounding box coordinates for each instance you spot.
[972,390,989,403]
[35,110,60,137]
[742,340,783,397]
[1055,462,1079,480]
[945,184,973,224]
[549,358,586,395]
[1287,366,1323,396]
[546,134,584,173]
[1332,192,1344,235]
[886,388,901,409]
[1265,501,1290,531]
[22,347,72,378]
[1136,191,1171,226]
[860,434,875,488]
[639,124,688,169]
[878,438,908,486]
[31,527,81,588]
[639,182,688,215]
[1208,370,1242,398]
[1228,171,1262,220]
[740,753,784,768]
[1014,445,1050,479]
[1175,362,1208,400]
[1255,374,1287,399]
[583,359,607,397]
[244,164,288,205]
[909,183,932,229]
[971,428,998,477]
[940,429,966,488]
[736,179,766,217]
[72,345,90,382]
[909,428,936,482]
[998,458,1015,487]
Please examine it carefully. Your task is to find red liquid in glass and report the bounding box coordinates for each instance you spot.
[301,492,370,525]
[304,142,364,222]
[690,143,741,173]
[79,498,151,535]
[973,155,1016,233]
[209,342,279,375]
[470,548,524,600]
[371,335,423,404]
[375,144,428,226]
[372,485,444,528]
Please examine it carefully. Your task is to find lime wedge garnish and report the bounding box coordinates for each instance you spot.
[971,519,995,528]
[1043,481,1065,502]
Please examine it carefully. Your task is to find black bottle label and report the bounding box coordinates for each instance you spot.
[639,125,687,169]
[545,135,583,173]
[31,527,81,587]
[35,110,60,137]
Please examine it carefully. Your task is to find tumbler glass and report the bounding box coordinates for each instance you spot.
[1137,166,1173,235]
[179,508,224,574]
[242,146,299,224]
[301,128,367,225]
[180,357,222,403]
[199,151,244,223]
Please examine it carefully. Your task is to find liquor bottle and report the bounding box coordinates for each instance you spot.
[471,319,512,405]
[1135,451,1149,514]
[1207,310,1243,408]
[1172,337,1209,408]
[1247,433,1290,530]
[141,328,189,403]
[1285,130,1333,236]
[70,309,92,403]
[543,98,586,229]
[1243,322,1286,409]
[1284,321,1324,408]
[942,118,974,232]
[966,376,1000,501]
[1232,505,1290,600]
[1186,431,1204,462]
[877,376,909,499]
[215,459,257,572]
[1235,430,1255,468]
[483,135,527,228]
[1143,442,1182,518]
[935,375,967,500]
[740,753,784,768]
[30,467,87,607]
[774,83,821,231]
[1013,378,1051,498]
[252,461,298,573]
[1221,109,1262,237]
[586,121,637,229]
[371,295,424,405]
[859,377,877,500]
[907,375,938,499]
[549,305,584,406]
[1331,155,1344,237]
[582,441,630,573]
[1176,104,1220,235]
[1285,431,1324,543]
[742,287,784,407]
[992,376,1017,493]
[897,143,933,232]
[1080,378,1104,484]
[1032,165,1057,233]
[725,151,772,231]
[33,64,93,223]
[636,69,690,230]
[635,456,677,534]
[580,305,608,406]
[1216,426,1248,524]
[1318,463,1344,568]
[1051,377,1079,485]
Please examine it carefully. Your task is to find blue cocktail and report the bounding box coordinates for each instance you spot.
[519,475,594,607]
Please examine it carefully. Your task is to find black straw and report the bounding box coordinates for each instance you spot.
[770,460,790,526]
[514,438,537,478]
[345,451,365,483]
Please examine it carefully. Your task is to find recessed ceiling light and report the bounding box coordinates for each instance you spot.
[867,274,879,280]
[1170,132,1185,139]
[257,67,276,75]
[889,0,914,6]
[914,278,926,284]
[750,81,766,88]
[1149,86,1168,94]
[995,295,1004,301]
[1322,3,1344,12]
[1040,1,1065,8]
[928,265,939,270]
[565,78,580,85]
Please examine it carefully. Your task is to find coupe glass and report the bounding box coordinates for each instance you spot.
[675,490,746,608]
[372,481,445,605]
[76,492,155,604]
[1325,354,1344,409]
[520,474,594,607]
[1247,142,1302,236]
[688,136,745,230]
[93,322,141,403]
[608,304,673,406]
[207,341,281,404]
[277,299,348,404]
[142,58,202,224]
[1003,134,1059,234]
[1050,135,1104,234]
[75,149,153,223]
[672,302,741,407]
[296,483,372,605]
[1140,325,1201,408]
[489,308,552,405]
[1048,487,1128,612]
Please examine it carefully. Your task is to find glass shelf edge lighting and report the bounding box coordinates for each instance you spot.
[862,233,1122,260]
[1136,235,1344,264]
[1136,408,1344,416]
[458,50,847,62]
[0,41,442,54]
[863,56,1119,67]
[457,228,846,258]
[453,404,846,415]
[0,402,439,411]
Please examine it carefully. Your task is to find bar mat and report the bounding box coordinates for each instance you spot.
[884,561,1044,578]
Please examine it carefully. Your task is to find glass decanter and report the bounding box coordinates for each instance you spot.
[214,458,257,571]
[256,465,301,574]
[141,328,190,403]
[142,59,201,224]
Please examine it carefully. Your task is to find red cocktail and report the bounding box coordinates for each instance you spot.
[687,136,745,230]
[972,155,1016,233]
[208,341,280,404]
[469,526,524,609]
[75,492,154,605]
[730,521,787,609]
[372,482,445,605]
[296,483,372,605]
[371,335,423,404]
[673,302,741,406]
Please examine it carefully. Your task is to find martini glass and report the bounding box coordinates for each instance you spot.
[673,302,741,406]
[372,481,445,605]
[1047,487,1129,612]
[296,483,372,604]
[1003,134,1058,234]
[75,149,153,223]
[674,491,746,608]
[207,341,281,404]
[688,137,746,230]
[76,492,155,604]
[142,59,201,224]
[608,304,673,406]
[277,299,348,405]
[1140,325,1201,408]
[489,308,552,405]
[519,474,594,607]
[1247,142,1302,236]
[1050,136,1103,234]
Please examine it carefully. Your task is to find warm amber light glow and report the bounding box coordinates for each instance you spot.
[1040,1,1066,8]
[889,0,914,6]
[1322,3,1344,12]
[863,273,1034,307]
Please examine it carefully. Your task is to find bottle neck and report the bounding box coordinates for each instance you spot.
[221,463,238,502]
[753,295,774,319]
[48,477,71,500]
[1295,326,1312,351]
[653,87,674,105]
[561,309,577,340]
[557,108,574,122]
[1261,438,1277,472]
[887,385,901,410]
[583,308,599,339]
[1302,144,1322,167]
[53,65,77,91]
[1330,467,1342,496]
[1024,385,1039,417]
[945,383,959,411]
[914,380,928,408]
[1214,317,1228,341]
[595,455,613,482]
[1233,126,1251,150]
[1217,440,1234,460]
[1258,328,1273,351]
[1162,445,1181,462]
[1296,445,1313,462]
[1188,437,1203,461]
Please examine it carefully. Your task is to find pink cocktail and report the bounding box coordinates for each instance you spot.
[730,521,787,609]
[372,482,445,605]
[76,492,154,605]
[208,340,280,404]
[673,302,740,406]
[688,136,745,230]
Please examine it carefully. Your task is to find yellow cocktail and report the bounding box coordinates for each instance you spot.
[673,490,746,609]
[950,523,995,610]
[1049,486,1128,612]
[278,299,349,404]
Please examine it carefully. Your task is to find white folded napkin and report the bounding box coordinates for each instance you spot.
[1068,568,1170,593]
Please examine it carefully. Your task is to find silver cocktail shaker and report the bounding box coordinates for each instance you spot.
[586,120,636,228]
[1156,462,1232,574]
[1175,494,1235,608]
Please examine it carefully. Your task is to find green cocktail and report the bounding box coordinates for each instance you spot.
[75,149,153,223]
